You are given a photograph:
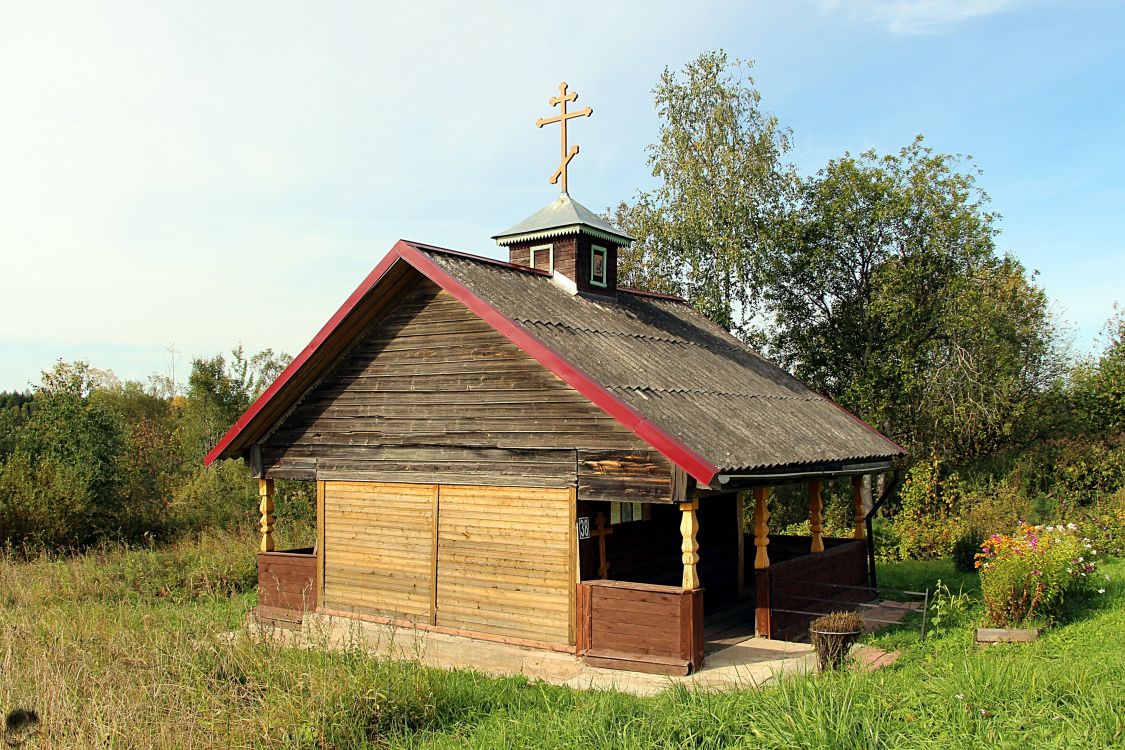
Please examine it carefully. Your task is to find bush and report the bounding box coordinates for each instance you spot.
[889,455,963,559]
[977,522,1103,627]
[952,529,985,573]
[169,461,258,534]
[1072,487,1125,559]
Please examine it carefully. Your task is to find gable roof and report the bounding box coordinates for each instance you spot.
[206,240,903,486]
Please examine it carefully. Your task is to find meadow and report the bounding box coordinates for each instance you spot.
[2,531,1122,750]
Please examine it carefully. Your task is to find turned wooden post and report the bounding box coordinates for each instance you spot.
[680,500,700,590]
[809,480,825,553]
[753,487,771,569]
[258,478,275,552]
[852,475,866,539]
[753,487,772,638]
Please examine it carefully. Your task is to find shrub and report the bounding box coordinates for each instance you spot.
[169,461,258,534]
[976,522,1102,627]
[1072,487,1125,559]
[891,456,963,560]
[952,529,985,573]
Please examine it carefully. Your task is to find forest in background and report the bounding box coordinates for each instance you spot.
[0,51,1122,558]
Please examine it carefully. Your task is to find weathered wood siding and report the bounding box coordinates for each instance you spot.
[261,276,672,499]
[577,449,671,503]
[765,537,871,641]
[577,580,704,676]
[258,548,317,612]
[436,485,573,645]
[322,481,435,622]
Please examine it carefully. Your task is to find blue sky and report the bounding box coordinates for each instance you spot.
[1,0,1122,391]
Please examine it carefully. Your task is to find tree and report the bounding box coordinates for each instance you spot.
[0,361,127,546]
[767,138,1065,459]
[614,50,793,342]
[178,346,291,463]
[1070,307,1125,433]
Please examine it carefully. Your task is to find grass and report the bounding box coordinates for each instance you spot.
[2,537,1123,749]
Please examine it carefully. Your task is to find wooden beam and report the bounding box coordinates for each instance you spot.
[753,487,770,569]
[258,478,275,552]
[680,500,700,590]
[249,444,263,478]
[568,485,577,647]
[809,480,825,553]
[430,484,440,625]
[852,475,866,539]
[736,491,746,595]
[316,480,326,607]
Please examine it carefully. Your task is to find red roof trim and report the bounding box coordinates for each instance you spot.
[208,238,723,484]
[398,241,721,485]
[204,248,407,466]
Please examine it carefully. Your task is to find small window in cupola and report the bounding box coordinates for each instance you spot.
[590,245,607,287]
[529,244,554,273]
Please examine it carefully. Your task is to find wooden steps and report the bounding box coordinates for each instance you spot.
[584,648,692,676]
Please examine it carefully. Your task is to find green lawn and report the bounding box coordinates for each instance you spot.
[2,539,1123,749]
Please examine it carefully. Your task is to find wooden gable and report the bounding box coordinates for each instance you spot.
[260,274,675,503]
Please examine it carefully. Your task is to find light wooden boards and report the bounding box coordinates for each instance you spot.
[322,481,574,645]
[323,481,435,621]
[436,485,572,645]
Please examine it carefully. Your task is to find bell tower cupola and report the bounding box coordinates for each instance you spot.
[492,82,633,297]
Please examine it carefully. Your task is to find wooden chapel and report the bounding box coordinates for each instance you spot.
[207,82,904,675]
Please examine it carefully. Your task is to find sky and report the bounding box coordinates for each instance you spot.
[1,0,1122,391]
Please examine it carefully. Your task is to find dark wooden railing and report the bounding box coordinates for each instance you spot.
[576,580,704,675]
[258,547,317,614]
[755,537,871,640]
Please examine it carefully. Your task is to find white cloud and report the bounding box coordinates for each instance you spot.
[823,0,1017,34]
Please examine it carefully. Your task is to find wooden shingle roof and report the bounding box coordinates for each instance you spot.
[207,240,903,485]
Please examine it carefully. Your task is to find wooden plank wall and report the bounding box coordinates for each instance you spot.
[258,549,317,612]
[577,581,704,676]
[767,538,871,641]
[261,277,673,501]
[436,485,572,645]
[322,482,435,622]
[320,480,574,646]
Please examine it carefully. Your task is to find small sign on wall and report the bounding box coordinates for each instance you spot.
[577,516,591,540]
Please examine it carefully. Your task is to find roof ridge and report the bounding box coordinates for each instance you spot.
[405,241,552,277]
[618,287,688,303]
[612,385,821,402]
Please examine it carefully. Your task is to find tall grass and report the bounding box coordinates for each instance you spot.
[1,540,1123,749]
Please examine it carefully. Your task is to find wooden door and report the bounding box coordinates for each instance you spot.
[322,481,436,622]
[436,485,574,644]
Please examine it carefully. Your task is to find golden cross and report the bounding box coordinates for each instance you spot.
[535,81,592,194]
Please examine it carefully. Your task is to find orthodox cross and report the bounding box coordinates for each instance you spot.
[535,81,592,194]
[590,512,613,579]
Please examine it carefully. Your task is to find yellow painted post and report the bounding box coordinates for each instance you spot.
[753,487,771,569]
[809,480,825,553]
[852,475,866,539]
[258,478,275,552]
[680,500,700,590]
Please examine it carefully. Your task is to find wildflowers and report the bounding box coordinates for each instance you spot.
[977,522,1104,627]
